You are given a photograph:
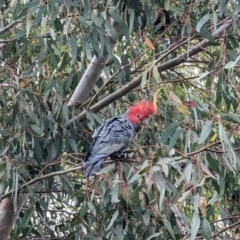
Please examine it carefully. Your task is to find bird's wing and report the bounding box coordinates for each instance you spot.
[92,117,116,138]
[86,117,135,159]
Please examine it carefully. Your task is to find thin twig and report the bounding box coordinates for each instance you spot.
[0,21,20,34]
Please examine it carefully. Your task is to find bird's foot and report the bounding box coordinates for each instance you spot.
[110,152,128,160]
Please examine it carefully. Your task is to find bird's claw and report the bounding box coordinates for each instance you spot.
[110,152,128,160]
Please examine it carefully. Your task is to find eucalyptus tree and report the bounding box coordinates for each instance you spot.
[0,0,240,239]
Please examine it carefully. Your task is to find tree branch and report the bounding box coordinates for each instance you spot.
[0,21,20,34]
[213,219,240,237]
[67,16,237,126]
[67,20,123,107]
[0,158,136,200]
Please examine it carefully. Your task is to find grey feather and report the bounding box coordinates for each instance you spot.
[83,113,140,177]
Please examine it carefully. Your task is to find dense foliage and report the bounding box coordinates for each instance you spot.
[1,0,240,239]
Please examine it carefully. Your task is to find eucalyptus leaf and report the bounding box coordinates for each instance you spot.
[198,121,212,144]
[163,218,176,240]
[191,212,200,240]
[160,122,179,144]
[196,13,209,32]
[201,218,211,240]
[106,210,119,230]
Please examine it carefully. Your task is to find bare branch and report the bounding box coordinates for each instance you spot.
[0,157,137,201]
[0,166,82,200]
[0,21,20,34]
[213,220,240,237]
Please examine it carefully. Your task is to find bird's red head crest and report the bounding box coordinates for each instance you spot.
[128,101,157,125]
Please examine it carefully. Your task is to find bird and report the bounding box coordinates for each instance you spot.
[82,101,157,177]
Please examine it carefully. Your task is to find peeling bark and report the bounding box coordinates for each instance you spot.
[68,20,123,107]
[0,193,29,240]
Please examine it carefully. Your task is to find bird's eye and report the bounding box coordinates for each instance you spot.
[137,115,140,118]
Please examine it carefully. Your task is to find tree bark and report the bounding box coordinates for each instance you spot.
[0,193,29,240]
[68,20,123,107]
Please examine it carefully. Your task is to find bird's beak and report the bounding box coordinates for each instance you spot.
[142,119,149,125]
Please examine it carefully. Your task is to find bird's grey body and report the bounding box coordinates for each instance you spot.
[82,113,140,177]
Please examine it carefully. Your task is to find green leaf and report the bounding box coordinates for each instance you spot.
[62,103,69,122]
[21,227,33,239]
[127,173,140,185]
[70,36,77,65]
[160,122,179,144]
[153,65,160,82]
[37,224,45,239]
[163,218,176,240]
[212,11,217,31]
[107,210,119,230]
[22,0,40,9]
[130,185,142,200]
[191,211,200,240]
[168,128,183,151]
[159,187,165,211]
[14,29,26,39]
[78,16,91,28]
[143,209,150,225]
[139,166,150,175]
[196,13,209,32]
[85,41,92,60]
[21,208,34,228]
[208,191,219,205]
[146,232,161,240]
[35,201,44,217]
[219,122,236,169]
[198,121,212,144]
[12,102,19,124]
[26,109,40,125]
[219,0,228,17]
[44,77,56,93]
[103,189,111,207]
[200,161,216,179]
[219,206,228,226]
[90,112,104,124]
[26,20,31,38]
[224,60,237,69]
[30,124,44,136]
[111,183,120,203]
[79,205,88,218]
[26,91,39,106]
[201,218,211,240]
[178,190,191,202]
[195,71,211,81]
[13,172,19,213]
[86,111,95,130]
[129,9,135,33]
[95,163,115,175]
[141,71,147,90]
[168,5,185,15]
[220,113,240,123]
[154,171,165,188]
[0,162,6,171]
[199,26,214,42]
[206,154,221,174]
[176,163,192,184]
[87,202,96,217]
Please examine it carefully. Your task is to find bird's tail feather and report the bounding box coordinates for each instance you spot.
[82,154,106,177]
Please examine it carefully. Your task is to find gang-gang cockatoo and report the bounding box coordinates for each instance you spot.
[82,101,157,177]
